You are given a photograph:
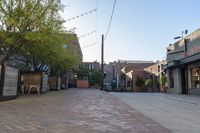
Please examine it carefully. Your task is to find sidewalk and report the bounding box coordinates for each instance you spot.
[165,93,200,105]
[0,89,171,133]
[110,92,200,133]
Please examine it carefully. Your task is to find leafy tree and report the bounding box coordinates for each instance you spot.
[160,74,168,92]
[160,74,167,86]
[145,79,153,87]
[12,34,79,72]
[50,47,79,76]
[12,34,64,70]
[145,78,153,91]
[135,77,144,92]
[0,0,65,65]
[52,34,80,72]
[91,70,105,85]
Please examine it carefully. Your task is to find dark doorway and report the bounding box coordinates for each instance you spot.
[181,68,188,94]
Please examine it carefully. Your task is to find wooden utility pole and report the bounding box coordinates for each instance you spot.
[101,34,104,90]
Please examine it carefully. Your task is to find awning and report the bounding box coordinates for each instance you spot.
[165,53,200,70]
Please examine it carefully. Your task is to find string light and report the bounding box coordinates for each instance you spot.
[66,8,97,22]
[81,42,97,49]
[78,30,96,39]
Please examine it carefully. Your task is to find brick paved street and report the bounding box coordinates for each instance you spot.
[0,89,171,133]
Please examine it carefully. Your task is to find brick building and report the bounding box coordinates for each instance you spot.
[110,60,154,92]
[81,61,100,71]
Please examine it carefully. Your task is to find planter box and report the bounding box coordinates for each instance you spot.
[76,80,89,88]
[0,65,18,101]
[48,76,61,91]
[20,72,48,94]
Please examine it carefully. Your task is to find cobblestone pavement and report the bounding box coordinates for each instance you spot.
[0,89,171,133]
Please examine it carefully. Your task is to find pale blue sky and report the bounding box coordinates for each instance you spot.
[61,0,200,63]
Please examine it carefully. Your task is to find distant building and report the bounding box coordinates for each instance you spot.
[81,61,100,70]
[164,28,200,96]
[67,34,83,63]
[110,60,154,92]
[144,60,167,92]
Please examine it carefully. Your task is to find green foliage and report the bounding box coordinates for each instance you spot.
[14,33,79,72]
[75,65,89,80]
[135,77,144,88]
[91,70,105,85]
[0,0,65,64]
[160,74,167,85]
[145,79,153,88]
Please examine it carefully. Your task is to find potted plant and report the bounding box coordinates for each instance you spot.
[75,66,89,88]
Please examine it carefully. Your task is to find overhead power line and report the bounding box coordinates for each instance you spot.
[66,8,97,22]
[105,0,117,40]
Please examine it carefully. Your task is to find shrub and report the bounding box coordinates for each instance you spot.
[135,77,144,92]
[91,70,105,85]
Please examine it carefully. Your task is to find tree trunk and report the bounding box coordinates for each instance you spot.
[0,49,13,65]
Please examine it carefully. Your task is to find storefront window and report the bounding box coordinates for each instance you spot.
[191,68,200,88]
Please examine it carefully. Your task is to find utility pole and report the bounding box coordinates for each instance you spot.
[101,34,104,90]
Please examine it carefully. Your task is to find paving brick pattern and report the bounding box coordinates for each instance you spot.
[0,89,171,133]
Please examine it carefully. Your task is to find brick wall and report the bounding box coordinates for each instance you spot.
[76,80,89,88]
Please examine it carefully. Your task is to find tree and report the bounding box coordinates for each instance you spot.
[75,65,89,80]
[135,77,144,92]
[0,0,65,65]
[12,34,79,72]
[160,74,168,92]
[160,74,167,85]
[91,70,105,86]
[145,78,153,92]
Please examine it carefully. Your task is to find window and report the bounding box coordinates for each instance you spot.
[191,68,200,88]
[89,65,91,70]
[127,81,131,87]
[158,66,160,73]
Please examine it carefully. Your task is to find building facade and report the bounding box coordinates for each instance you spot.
[110,60,154,92]
[164,28,200,96]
